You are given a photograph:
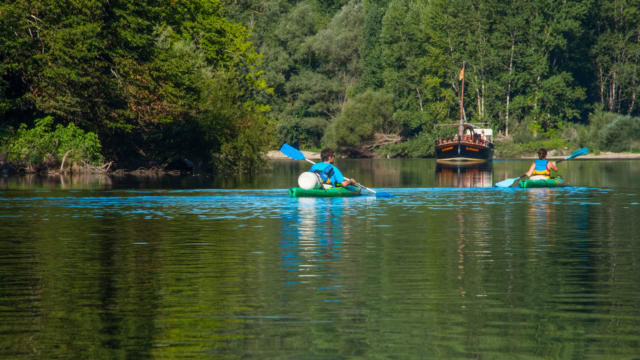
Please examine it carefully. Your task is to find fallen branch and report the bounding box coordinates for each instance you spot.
[360,133,402,152]
[81,160,114,174]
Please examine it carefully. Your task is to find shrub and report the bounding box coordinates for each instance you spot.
[7,116,103,170]
[322,89,394,151]
[494,138,569,158]
[598,114,640,152]
[378,125,454,158]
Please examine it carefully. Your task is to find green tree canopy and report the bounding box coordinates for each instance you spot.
[1,0,271,172]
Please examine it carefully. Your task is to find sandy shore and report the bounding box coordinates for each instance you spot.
[518,152,640,160]
[267,150,321,160]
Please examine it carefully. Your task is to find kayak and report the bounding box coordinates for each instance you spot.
[289,185,362,197]
[519,176,565,188]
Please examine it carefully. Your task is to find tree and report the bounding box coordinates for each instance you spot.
[0,0,272,172]
[593,0,640,115]
[359,0,390,90]
[323,89,393,153]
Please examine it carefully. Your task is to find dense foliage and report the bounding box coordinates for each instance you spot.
[8,116,103,171]
[1,0,271,172]
[3,0,640,172]
[228,0,640,156]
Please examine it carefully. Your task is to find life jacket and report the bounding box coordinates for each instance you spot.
[312,164,336,185]
[532,159,550,177]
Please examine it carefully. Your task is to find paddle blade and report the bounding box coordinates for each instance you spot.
[356,182,393,197]
[495,177,520,188]
[280,143,306,161]
[565,147,589,160]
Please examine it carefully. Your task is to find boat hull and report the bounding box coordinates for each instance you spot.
[289,186,362,197]
[519,177,565,188]
[435,140,493,164]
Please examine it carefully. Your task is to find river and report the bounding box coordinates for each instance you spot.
[1,159,639,358]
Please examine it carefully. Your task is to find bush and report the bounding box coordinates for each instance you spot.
[494,138,569,158]
[378,136,433,158]
[576,109,615,151]
[322,89,394,151]
[378,125,454,158]
[495,117,576,158]
[7,116,103,170]
[562,110,640,153]
[598,114,640,152]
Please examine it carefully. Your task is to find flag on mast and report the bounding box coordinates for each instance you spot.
[459,65,465,80]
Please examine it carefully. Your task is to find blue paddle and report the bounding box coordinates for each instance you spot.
[280,144,393,197]
[556,147,589,163]
[495,175,526,188]
[495,147,589,188]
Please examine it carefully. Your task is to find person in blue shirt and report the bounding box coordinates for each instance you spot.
[309,148,356,188]
[526,148,558,178]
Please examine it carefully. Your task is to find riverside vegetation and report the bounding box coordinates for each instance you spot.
[2,0,640,174]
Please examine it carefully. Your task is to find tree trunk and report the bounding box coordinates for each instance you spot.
[609,71,616,111]
[505,39,514,137]
[599,68,604,105]
[476,86,481,118]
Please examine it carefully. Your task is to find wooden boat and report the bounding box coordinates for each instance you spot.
[435,62,493,165]
[289,185,362,197]
[519,176,565,188]
[435,124,494,164]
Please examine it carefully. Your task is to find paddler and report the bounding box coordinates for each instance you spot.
[526,148,558,179]
[310,148,357,188]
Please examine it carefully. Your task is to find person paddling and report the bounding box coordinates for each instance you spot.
[310,148,356,188]
[526,148,558,179]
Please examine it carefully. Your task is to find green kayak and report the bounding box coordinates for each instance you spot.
[519,176,565,188]
[289,185,362,197]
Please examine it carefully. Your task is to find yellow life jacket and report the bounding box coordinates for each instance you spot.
[532,160,550,177]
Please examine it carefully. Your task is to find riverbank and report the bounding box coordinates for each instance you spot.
[266,150,640,160]
[3,150,637,177]
[520,151,640,160]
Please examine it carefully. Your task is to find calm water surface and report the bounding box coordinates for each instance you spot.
[1,159,639,359]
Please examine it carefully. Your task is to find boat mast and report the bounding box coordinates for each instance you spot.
[459,61,465,137]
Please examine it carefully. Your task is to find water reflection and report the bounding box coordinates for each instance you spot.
[0,173,113,190]
[280,198,345,303]
[2,162,640,358]
[436,163,493,187]
[525,188,557,242]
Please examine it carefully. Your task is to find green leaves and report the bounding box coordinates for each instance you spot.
[8,116,103,169]
[1,0,271,172]
[598,113,640,152]
[323,89,394,150]
[4,0,640,166]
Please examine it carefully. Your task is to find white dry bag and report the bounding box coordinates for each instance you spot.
[298,172,322,189]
